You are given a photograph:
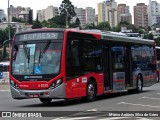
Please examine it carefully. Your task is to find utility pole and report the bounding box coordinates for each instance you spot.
[8,0,11,58]
[109,8,116,28]
[8,0,10,41]
[65,8,69,28]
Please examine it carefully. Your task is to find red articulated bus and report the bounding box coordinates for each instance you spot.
[9,28,157,103]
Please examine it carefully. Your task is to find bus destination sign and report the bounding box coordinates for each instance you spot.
[18,32,59,41]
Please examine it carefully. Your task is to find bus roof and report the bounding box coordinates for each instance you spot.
[15,28,155,45]
[0,61,9,65]
[101,33,155,45]
[156,46,160,49]
[15,28,64,35]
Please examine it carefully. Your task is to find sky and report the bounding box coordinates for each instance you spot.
[0,0,156,20]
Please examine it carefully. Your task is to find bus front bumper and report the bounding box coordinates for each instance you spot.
[10,83,66,99]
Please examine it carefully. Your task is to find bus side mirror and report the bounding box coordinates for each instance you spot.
[71,40,79,47]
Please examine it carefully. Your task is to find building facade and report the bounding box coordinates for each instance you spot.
[98,0,118,28]
[37,6,58,21]
[117,4,132,24]
[0,9,6,21]
[73,7,86,26]
[148,0,160,27]
[8,5,33,22]
[19,8,33,22]
[37,10,45,22]
[134,3,148,28]
[0,22,32,33]
[44,6,58,20]
[85,7,95,24]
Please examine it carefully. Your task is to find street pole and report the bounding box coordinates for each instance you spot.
[8,0,11,58]
[8,0,10,41]
[65,8,69,28]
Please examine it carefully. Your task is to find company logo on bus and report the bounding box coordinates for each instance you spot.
[24,76,42,79]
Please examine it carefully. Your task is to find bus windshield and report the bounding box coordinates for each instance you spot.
[12,41,62,75]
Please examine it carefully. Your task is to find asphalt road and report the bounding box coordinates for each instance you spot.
[1,83,160,120]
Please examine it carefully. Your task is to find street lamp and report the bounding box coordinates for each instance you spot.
[109,8,116,28]
[65,8,69,28]
[7,0,11,58]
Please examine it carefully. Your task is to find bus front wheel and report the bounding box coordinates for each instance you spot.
[86,81,96,102]
[39,98,52,104]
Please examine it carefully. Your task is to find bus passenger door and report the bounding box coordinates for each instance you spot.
[102,45,112,91]
[111,46,126,91]
[125,46,132,88]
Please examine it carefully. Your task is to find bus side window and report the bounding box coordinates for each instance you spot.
[66,39,82,78]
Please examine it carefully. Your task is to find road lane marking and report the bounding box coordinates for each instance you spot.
[118,102,160,108]
[87,109,97,111]
[98,117,130,120]
[0,90,10,92]
[52,117,94,120]
[140,96,160,100]
[137,118,153,120]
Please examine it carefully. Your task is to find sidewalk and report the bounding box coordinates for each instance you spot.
[0,83,10,90]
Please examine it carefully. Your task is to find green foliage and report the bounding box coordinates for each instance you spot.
[75,17,81,27]
[143,33,153,40]
[113,21,138,33]
[97,22,111,31]
[119,21,130,26]
[48,15,66,27]
[0,26,15,60]
[59,0,76,25]
[32,14,42,29]
[12,17,24,23]
[85,23,97,29]
[155,37,160,46]
[112,24,121,32]
[28,10,33,24]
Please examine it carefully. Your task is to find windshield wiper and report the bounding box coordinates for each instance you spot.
[23,45,30,65]
[38,40,51,64]
[13,45,18,61]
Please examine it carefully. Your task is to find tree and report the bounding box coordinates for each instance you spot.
[85,23,97,29]
[59,0,76,26]
[75,17,81,27]
[28,10,33,24]
[32,14,42,29]
[155,37,160,46]
[143,33,153,40]
[97,22,111,31]
[112,24,121,32]
[49,15,65,26]
[12,17,24,23]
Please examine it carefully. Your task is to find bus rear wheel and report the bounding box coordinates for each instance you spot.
[39,98,52,104]
[86,81,96,102]
[136,75,143,93]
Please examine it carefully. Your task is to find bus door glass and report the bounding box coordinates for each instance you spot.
[102,44,111,91]
[111,46,125,91]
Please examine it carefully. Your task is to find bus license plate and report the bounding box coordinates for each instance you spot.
[29,94,39,98]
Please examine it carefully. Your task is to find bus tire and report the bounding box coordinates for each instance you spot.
[157,77,159,83]
[39,98,52,104]
[136,75,143,93]
[86,80,96,102]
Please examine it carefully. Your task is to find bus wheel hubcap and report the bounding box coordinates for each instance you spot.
[88,84,95,99]
[138,78,142,91]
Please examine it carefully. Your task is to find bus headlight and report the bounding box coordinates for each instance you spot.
[56,79,62,85]
[10,80,15,87]
[52,83,56,88]
[50,79,63,89]
[10,80,19,89]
